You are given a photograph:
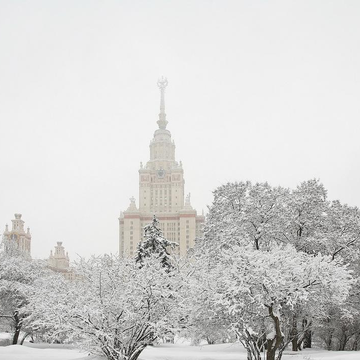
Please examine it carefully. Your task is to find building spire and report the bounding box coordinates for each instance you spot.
[157,76,168,129]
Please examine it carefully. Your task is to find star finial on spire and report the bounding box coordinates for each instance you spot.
[157,76,168,91]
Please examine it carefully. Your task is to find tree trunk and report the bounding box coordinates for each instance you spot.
[351,335,360,351]
[303,326,312,348]
[257,333,267,353]
[266,343,276,360]
[19,333,31,345]
[325,333,333,350]
[236,329,262,360]
[128,344,147,360]
[291,313,297,351]
[12,312,22,345]
[266,306,284,360]
[291,313,306,351]
[338,334,349,351]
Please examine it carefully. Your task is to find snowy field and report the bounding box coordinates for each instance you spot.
[0,343,359,360]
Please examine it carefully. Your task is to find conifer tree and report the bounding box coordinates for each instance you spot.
[135,216,177,270]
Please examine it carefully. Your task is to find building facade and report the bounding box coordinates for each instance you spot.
[119,78,204,257]
[48,241,78,281]
[2,213,31,256]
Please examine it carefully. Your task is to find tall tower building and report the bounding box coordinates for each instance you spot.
[2,214,31,256]
[119,78,204,257]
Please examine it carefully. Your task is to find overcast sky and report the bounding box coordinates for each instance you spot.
[1,0,359,260]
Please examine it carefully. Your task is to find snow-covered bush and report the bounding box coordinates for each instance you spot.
[221,244,352,360]
[191,179,359,359]
[25,254,182,360]
[0,243,46,344]
[181,253,234,345]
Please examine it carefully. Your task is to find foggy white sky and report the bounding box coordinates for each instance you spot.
[1,1,359,260]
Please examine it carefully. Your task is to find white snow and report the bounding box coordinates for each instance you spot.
[0,344,90,360]
[266,331,276,340]
[139,343,245,360]
[1,343,359,360]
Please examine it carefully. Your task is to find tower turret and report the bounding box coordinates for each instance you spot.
[3,214,31,256]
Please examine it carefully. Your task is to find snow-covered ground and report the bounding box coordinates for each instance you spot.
[0,343,359,360]
[0,344,89,360]
[140,343,360,360]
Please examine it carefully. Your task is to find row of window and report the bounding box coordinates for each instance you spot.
[141,181,182,187]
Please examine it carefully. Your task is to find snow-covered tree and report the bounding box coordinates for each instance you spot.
[216,244,352,360]
[0,243,45,344]
[25,254,182,360]
[135,215,177,270]
[200,179,360,351]
[203,179,360,260]
[283,180,360,349]
[284,179,329,253]
[193,179,359,358]
[315,263,360,351]
[323,200,360,261]
[181,252,234,345]
[202,181,289,252]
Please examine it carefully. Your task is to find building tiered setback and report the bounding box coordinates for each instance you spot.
[48,241,79,281]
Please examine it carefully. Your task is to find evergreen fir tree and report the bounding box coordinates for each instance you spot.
[135,216,177,270]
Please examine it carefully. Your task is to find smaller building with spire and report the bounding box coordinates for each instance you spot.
[48,242,69,269]
[48,242,79,281]
[2,214,31,256]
